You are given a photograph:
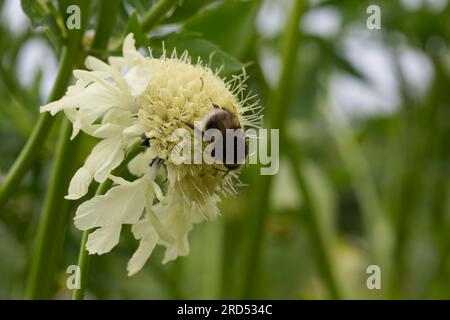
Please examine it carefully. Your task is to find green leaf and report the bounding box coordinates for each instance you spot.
[125,0,155,16]
[183,0,260,58]
[148,32,246,76]
[302,160,337,241]
[21,0,66,48]
[58,0,90,52]
[124,10,147,48]
[163,0,221,24]
[304,35,367,81]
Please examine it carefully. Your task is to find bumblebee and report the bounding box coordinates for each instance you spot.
[201,104,248,171]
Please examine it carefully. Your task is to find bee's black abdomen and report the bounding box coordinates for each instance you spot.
[202,107,247,170]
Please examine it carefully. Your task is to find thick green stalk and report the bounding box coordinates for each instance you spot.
[92,0,121,50]
[72,142,144,300]
[0,48,75,209]
[389,58,444,297]
[25,0,119,299]
[322,105,392,293]
[0,0,123,210]
[286,141,343,299]
[141,0,178,32]
[0,0,93,210]
[25,118,80,299]
[239,0,305,298]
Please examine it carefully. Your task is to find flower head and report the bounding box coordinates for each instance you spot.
[41,34,261,275]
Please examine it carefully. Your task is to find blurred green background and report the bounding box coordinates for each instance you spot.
[0,0,449,299]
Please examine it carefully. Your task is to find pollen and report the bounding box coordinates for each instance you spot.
[134,56,242,160]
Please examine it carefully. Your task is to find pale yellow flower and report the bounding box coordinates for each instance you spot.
[40,34,261,275]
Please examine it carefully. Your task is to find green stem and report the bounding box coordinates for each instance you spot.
[0,0,93,209]
[388,58,444,297]
[239,0,305,298]
[92,0,121,50]
[25,1,91,298]
[0,63,34,114]
[322,106,392,288]
[72,142,144,300]
[25,118,80,299]
[141,0,178,33]
[25,0,118,299]
[286,140,343,299]
[0,48,75,209]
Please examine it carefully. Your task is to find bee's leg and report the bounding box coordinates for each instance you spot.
[213,166,230,178]
[149,157,161,167]
[180,120,195,130]
[208,97,221,109]
[221,169,231,179]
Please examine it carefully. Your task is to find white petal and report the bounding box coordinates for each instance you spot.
[108,56,126,70]
[128,147,158,177]
[41,82,136,129]
[124,65,152,96]
[123,33,137,60]
[145,195,173,244]
[86,56,130,92]
[86,225,122,255]
[162,222,192,264]
[153,181,166,204]
[156,187,218,264]
[83,137,125,183]
[85,55,111,73]
[93,145,124,183]
[128,153,146,177]
[73,70,114,91]
[102,108,134,126]
[109,175,132,186]
[63,109,83,139]
[158,205,194,264]
[65,167,92,200]
[127,220,158,276]
[122,123,146,138]
[74,175,149,231]
[93,123,124,138]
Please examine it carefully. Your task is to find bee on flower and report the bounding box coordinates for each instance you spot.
[40,33,261,276]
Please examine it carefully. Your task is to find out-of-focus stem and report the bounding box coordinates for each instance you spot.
[0,48,74,209]
[286,140,343,299]
[322,105,393,290]
[25,118,80,299]
[141,0,179,33]
[92,0,121,50]
[25,0,92,299]
[26,0,119,299]
[239,0,305,299]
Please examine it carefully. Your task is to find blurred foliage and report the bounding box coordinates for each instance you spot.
[0,0,449,299]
